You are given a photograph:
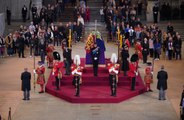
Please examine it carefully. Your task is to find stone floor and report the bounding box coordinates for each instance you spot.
[0,21,184,120]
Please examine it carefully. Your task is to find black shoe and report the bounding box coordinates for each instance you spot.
[27,98,30,100]
[22,98,26,100]
[39,91,44,93]
[75,94,79,97]
[158,98,161,100]
[55,88,60,90]
[149,89,153,92]
[111,94,113,96]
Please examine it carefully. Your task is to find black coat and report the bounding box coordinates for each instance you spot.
[63,48,72,64]
[121,49,129,71]
[180,90,184,106]
[157,70,168,90]
[21,71,31,91]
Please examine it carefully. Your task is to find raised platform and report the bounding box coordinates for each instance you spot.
[45,58,146,103]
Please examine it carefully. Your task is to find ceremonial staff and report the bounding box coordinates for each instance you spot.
[68,29,72,48]
[33,46,36,92]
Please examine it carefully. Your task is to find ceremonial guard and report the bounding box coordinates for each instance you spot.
[107,53,120,97]
[128,54,138,91]
[71,55,83,97]
[46,44,55,68]
[144,62,153,92]
[91,43,100,76]
[35,61,45,93]
[52,51,62,90]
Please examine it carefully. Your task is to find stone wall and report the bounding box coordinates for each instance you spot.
[0,13,5,36]
[0,0,43,20]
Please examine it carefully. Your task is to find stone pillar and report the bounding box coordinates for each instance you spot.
[0,13,5,36]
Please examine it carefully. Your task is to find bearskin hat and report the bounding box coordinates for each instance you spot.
[53,51,61,61]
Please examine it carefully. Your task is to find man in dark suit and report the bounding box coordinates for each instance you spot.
[6,7,11,25]
[21,68,31,100]
[22,5,28,22]
[91,43,100,76]
[17,33,25,58]
[63,46,72,75]
[153,3,159,23]
[157,65,168,100]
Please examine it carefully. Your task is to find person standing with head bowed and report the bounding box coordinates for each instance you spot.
[35,61,45,93]
[71,55,83,97]
[52,51,62,90]
[157,65,168,100]
[108,53,120,97]
[21,68,31,100]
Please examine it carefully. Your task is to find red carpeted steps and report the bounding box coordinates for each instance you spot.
[45,58,146,103]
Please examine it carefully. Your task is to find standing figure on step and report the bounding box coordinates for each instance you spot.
[108,53,120,97]
[52,51,62,90]
[63,46,72,75]
[121,44,130,76]
[91,43,100,76]
[35,61,45,93]
[128,54,138,91]
[71,55,83,97]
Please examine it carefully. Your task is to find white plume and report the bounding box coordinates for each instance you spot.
[74,55,81,66]
[110,53,118,63]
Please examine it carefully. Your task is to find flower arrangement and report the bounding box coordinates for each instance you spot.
[85,33,95,53]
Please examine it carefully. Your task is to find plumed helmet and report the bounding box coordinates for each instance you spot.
[74,55,81,66]
[53,51,61,61]
[130,54,138,62]
[110,53,118,64]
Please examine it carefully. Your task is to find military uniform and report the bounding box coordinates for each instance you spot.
[71,64,83,96]
[46,45,55,68]
[36,63,45,93]
[52,61,62,90]
[108,63,119,96]
[144,67,153,92]
[128,62,137,91]
[91,46,100,76]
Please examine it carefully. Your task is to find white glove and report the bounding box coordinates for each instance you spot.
[135,72,138,76]
[33,69,36,74]
[94,57,97,60]
[151,72,153,75]
[52,72,54,76]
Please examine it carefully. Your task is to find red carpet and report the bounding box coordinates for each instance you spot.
[45,58,146,103]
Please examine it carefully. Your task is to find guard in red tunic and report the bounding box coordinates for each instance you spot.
[46,43,55,68]
[35,61,45,93]
[144,62,153,92]
[107,53,120,96]
[52,51,62,90]
[128,54,139,91]
[71,55,83,97]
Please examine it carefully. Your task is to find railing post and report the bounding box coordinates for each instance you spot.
[8,107,11,120]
